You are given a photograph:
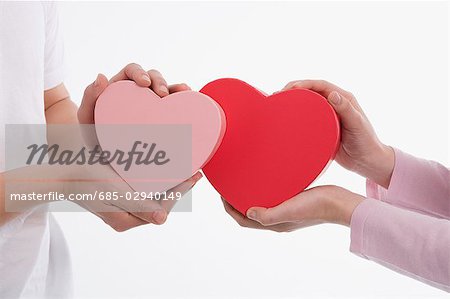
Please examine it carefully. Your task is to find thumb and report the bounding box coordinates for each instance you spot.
[246,207,271,225]
[246,204,293,226]
[89,73,109,103]
[160,172,203,212]
[327,91,363,130]
[79,73,108,124]
[92,73,109,95]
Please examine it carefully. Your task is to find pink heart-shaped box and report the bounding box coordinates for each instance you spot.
[94,81,226,193]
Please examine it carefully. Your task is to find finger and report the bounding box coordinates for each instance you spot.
[103,212,148,232]
[246,195,306,226]
[221,198,264,229]
[113,196,167,225]
[93,204,148,232]
[78,74,109,148]
[100,172,200,226]
[134,206,168,225]
[135,204,168,225]
[221,198,307,232]
[281,79,352,99]
[168,83,191,94]
[147,69,169,97]
[327,91,364,130]
[109,63,151,87]
[78,73,109,124]
[160,172,203,212]
[281,79,366,118]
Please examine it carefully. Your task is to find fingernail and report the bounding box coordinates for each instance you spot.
[153,210,167,224]
[246,209,257,220]
[94,74,101,87]
[329,92,341,105]
[141,74,151,83]
[192,172,203,182]
[159,85,169,95]
[186,173,203,191]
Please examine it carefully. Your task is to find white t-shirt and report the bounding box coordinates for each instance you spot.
[0,2,73,298]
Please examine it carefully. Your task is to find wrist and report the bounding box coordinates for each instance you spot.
[325,187,364,226]
[369,144,395,189]
[358,143,395,189]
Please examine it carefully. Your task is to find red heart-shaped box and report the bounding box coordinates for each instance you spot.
[200,78,340,214]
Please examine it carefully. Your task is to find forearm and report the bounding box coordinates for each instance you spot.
[0,164,70,226]
[45,96,78,125]
[367,148,450,219]
[0,97,80,226]
[45,97,82,147]
[0,172,18,225]
[354,143,395,189]
[326,187,364,227]
[350,198,450,291]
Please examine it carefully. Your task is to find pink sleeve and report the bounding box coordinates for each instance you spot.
[350,198,450,292]
[367,148,449,219]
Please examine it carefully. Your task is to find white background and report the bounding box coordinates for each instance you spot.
[56,1,449,298]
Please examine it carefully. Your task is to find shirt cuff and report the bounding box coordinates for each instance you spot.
[366,147,407,204]
[349,198,382,258]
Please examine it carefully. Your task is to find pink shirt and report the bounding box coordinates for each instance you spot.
[350,148,450,292]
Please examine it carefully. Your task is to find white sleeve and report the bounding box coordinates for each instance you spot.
[42,1,66,90]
